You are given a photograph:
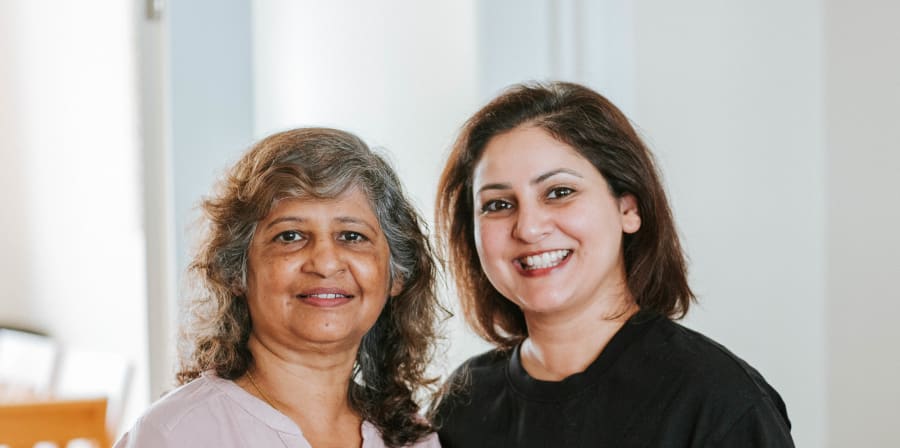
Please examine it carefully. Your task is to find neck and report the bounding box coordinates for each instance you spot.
[520,290,638,381]
[241,334,360,425]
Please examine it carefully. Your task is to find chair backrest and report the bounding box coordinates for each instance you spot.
[0,328,57,401]
[0,397,110,448]
[53,349,132,433]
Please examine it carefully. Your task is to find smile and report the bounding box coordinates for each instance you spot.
[516,249,572,271]
[299,293,351,299]
[296,289,354,308]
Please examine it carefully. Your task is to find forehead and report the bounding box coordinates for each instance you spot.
[473,126,595,184]
[261,186,379,224]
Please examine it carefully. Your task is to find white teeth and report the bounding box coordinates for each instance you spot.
[520,250,570,270]
[307,293,346,299]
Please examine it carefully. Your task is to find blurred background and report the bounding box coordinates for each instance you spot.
[1,0,898,446]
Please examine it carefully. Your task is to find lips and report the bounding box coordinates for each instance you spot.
[297,288,354,307]
[515,249,572,271]
[299,292,351,299]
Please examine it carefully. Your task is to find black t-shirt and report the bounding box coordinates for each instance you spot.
[432,312,794,447]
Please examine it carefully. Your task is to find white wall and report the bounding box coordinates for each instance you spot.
[826,1,900,446]
[169,0,256,279]
[0,1,36,328]
[139,0,178,405]
[0,0,149,434]
[630,1,826,446]
[252,0,479,211]
[476,0,555,96]
[478,0,636,112]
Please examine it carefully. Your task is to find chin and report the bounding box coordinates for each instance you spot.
[294,326,360,344]
[516,295,573,315]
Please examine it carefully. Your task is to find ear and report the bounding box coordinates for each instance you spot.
[618,194,641,234]
[389,274,404,298]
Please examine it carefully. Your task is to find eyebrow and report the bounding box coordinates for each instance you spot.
[335,216,378,233]
[476,168,584,194]
[265,216,305,229]
[534,168,583,184]
[264,216,378,233]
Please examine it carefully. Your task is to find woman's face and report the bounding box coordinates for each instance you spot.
[471,126,641,319]
[244,187,400,352]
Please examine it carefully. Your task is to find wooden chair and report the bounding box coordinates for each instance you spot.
[0,398,110,448]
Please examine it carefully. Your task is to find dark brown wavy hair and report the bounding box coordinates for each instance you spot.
[178,127,442,446]
[435,81,695,350]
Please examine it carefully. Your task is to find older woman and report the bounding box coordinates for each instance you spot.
[430,82,794,447]
[117,128,441,447]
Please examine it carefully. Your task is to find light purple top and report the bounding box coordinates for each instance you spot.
[114,371,440,448]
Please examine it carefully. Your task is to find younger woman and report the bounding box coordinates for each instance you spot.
[431,82,793,447]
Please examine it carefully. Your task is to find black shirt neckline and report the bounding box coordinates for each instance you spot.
[506,310,662,402]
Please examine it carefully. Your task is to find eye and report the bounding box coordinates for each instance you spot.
[338,231,368,243]
[274,231,303,243]
[547,186,574,200]
[480,199,513,214]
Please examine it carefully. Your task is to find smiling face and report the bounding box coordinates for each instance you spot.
[472,126,641,320]
[244,187,400,352]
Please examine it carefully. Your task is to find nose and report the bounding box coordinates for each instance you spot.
[300,239,346,278]
[512,201,553,243]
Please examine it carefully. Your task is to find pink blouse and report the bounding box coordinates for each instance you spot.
[115,372,440,448]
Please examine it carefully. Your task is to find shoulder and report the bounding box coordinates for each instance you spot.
[141,374,231,429]
[430,348,510,423]
[454,347,510,377]
[629,317,792,440]
[644,318,784,401]
[115,373,248,446]
[442,347,510,395]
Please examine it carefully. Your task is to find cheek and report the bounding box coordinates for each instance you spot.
[562,203,625,256]
[473,220,486,258]
[245,251,305,305]
[560,213,596,239]
[474,219,507,268]
[252,256,292,286]
[351,252,393,293]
